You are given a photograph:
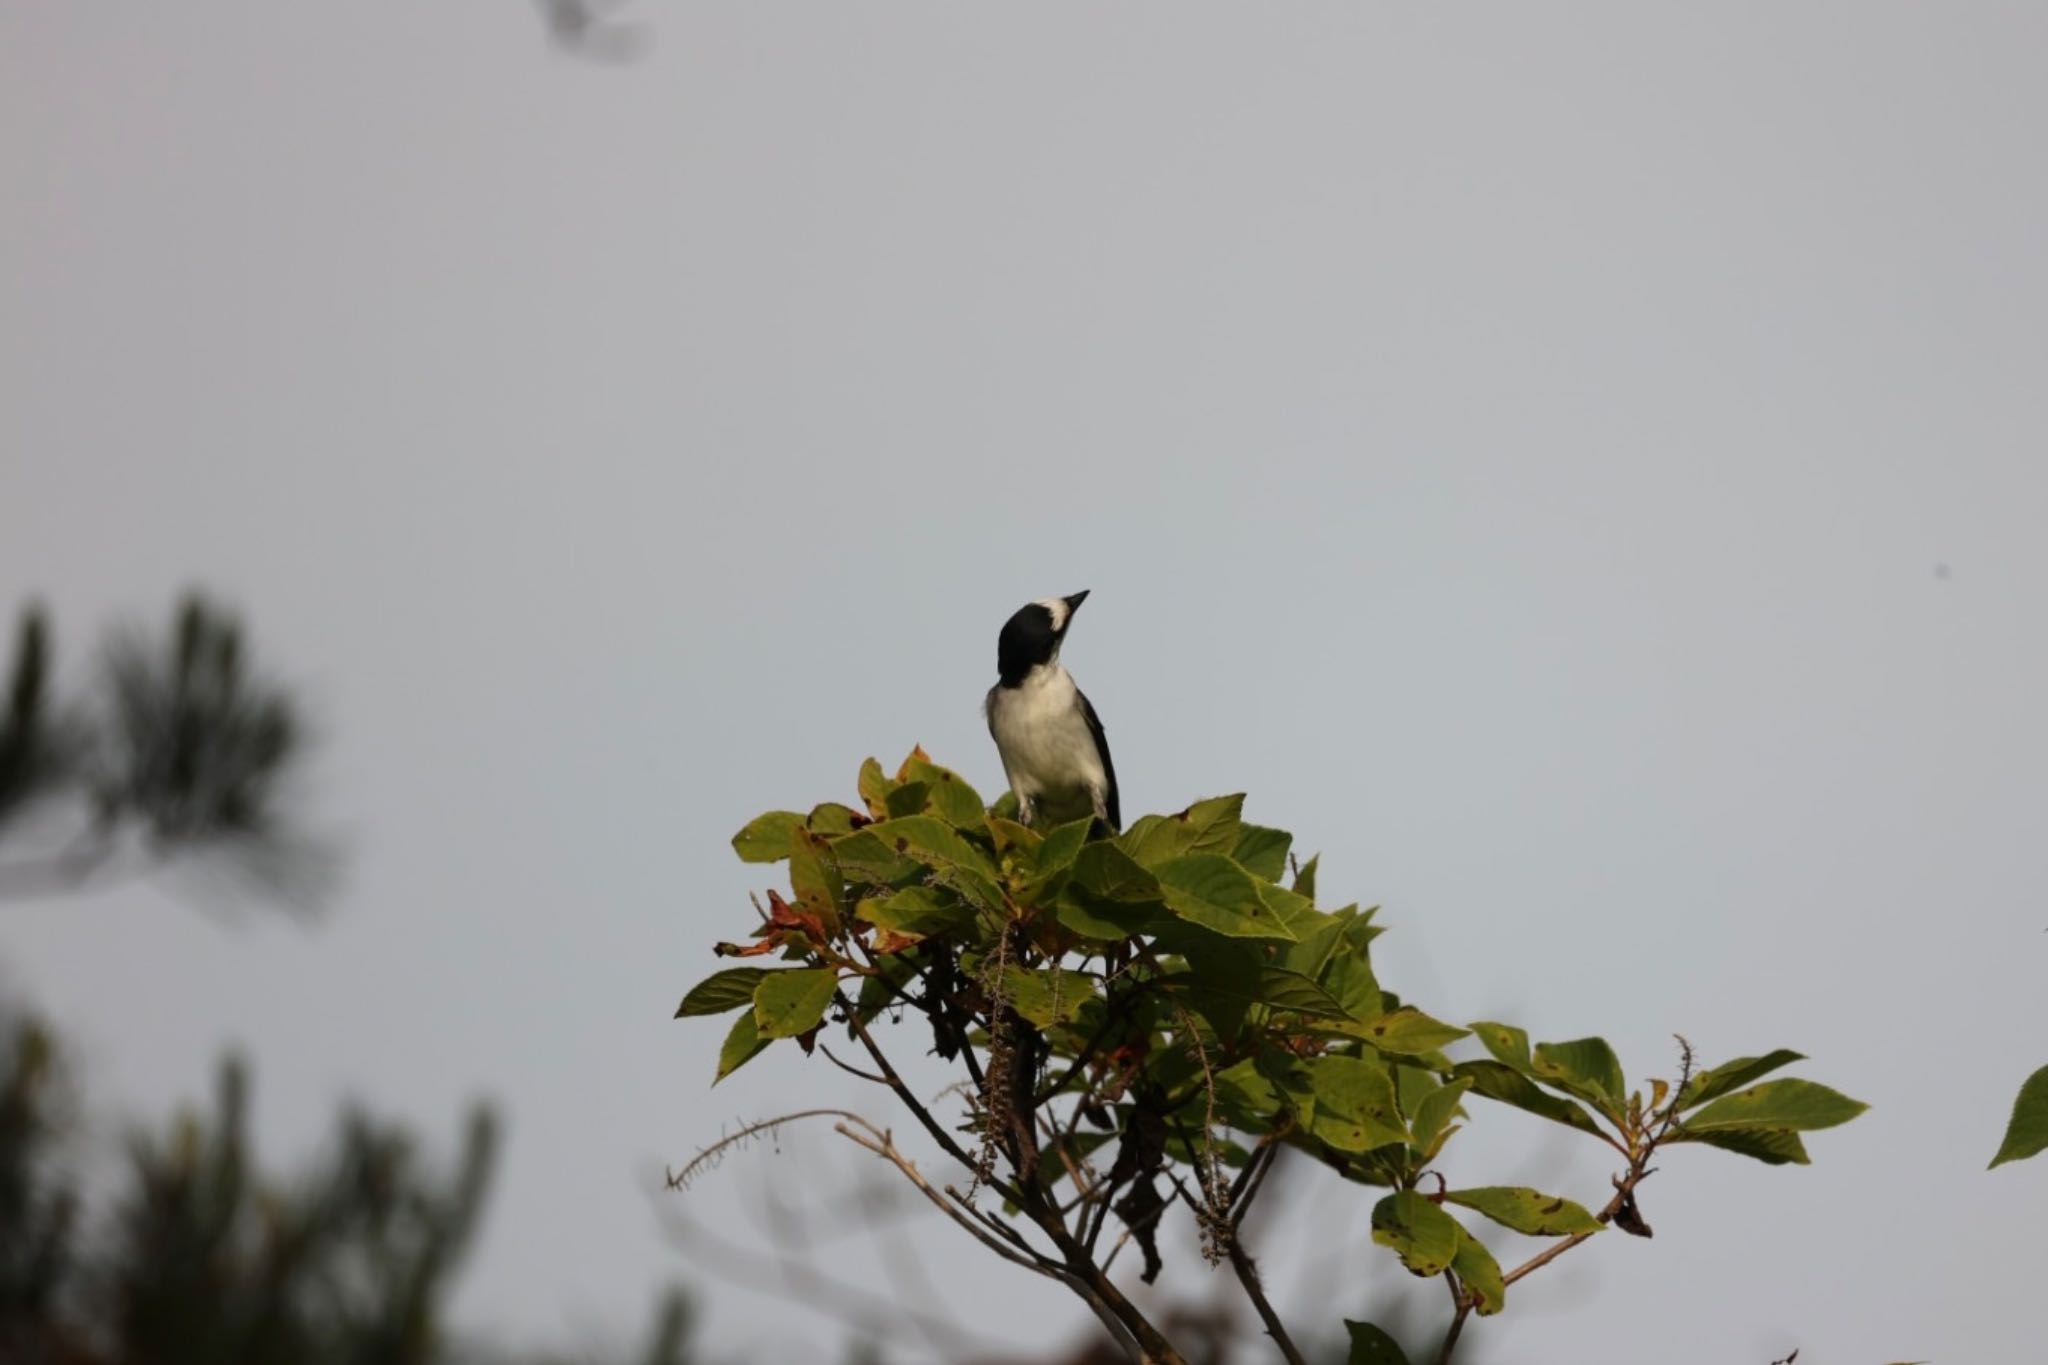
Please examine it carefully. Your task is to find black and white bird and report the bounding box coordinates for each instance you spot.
[985,591,1120,832]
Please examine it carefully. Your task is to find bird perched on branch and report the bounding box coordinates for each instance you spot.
[985,591,1120,833]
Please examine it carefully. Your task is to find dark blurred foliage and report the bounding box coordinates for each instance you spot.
[0,595,333,909]
[0,1006,698,1365]
[1,593,696,1365]
[0,610,72,832]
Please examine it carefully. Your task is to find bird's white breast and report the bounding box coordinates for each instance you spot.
[987,664,1105,802]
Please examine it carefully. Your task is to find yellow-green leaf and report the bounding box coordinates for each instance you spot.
[903,756,987,828]
[1370,1191,1460,1277]
[1154,854,1296,941]
[1451,1227,1506,1315]
[1308,1054,1409,1152]
[856,886,977,941]
[1686,1079,1867,1133]
[1445,1186,1602,1237]
[752,969,837,1039]
[732,811,802,863]
[715,1010,770,1082]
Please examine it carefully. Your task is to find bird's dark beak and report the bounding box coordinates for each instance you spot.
[1063,590,1091,615]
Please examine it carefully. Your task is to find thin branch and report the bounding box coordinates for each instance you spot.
[1439,1037,1704,1363]
[817,1044,889,1086]
[838,994,1018,1199]
[1436,1271,1470,1365]
[1224,1226,1307,1365]
[832,1116,1061,1280]
[655,1194,995,1357]
[1228,1141,1281,1231]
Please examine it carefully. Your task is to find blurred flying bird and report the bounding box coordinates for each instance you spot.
[534,0,648,63]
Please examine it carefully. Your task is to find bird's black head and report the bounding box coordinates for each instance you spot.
[996,590,1090,686]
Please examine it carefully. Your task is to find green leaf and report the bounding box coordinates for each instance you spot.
[732,811,803,863]
[804,802,863,836]
[884,781,930,818]
[1532,1037,1627,1116]
[1118,794,1244,867]
[1215,1057,1284,1121]
[1070,841,1160,901]
[1450,1061,1610,1140]
[1293,853,1319,903]
[860,816,1004,908]
[1307,1054,1409,1152]
[1411,1077,1472,1155]
[1681,1049,1807,1108]
[856,886,977,941]
[1179,793,1247,853]
[1003,966,1088,1028]
[1036,817,1092,877]
[1370,1190,1461,1277]
[1990,1064,2048,1169]
[715,1010,771,1082]
[676,968,770,1018]
[1054,891,1155,941]
[1277,908,1349,980]
[1318,927,1382,1020]
[1232,823,1293,881]
[1342,1008,1471,1056]
[1154,854,1297,941]
[987,816,1042,863]
[1445,1186,1603,1237]
[903,756,987,828]
[788,827,844,919]
[1256,967,1352,1019]
[857,756,895,817]
[1685,1079,1868,1133]
[1469,1021,1535,1071]
[1451,1227,1506,1315]
[752,969,837,1039]
[1058,840,1163,938]
[1343,1320,1411,1365]
[1674,1125,1810,1165]
[824,828,922,885]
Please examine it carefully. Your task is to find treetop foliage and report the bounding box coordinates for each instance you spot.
[681,748,1869,1363]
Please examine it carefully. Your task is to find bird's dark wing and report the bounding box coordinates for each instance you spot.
[1078,689,1120,831]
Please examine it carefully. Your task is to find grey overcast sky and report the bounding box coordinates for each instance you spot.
[4,2,2046,1361]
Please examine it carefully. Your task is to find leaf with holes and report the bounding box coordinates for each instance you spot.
[1445,1186,1603,1237]
[1531,1037,1627,1117]
[1308,1054,1408,1153]
[1334,1007,1470,1056]
[1370,1190,1461,1277]
[1452,1227,1506,1315]
[903,755,987,828]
